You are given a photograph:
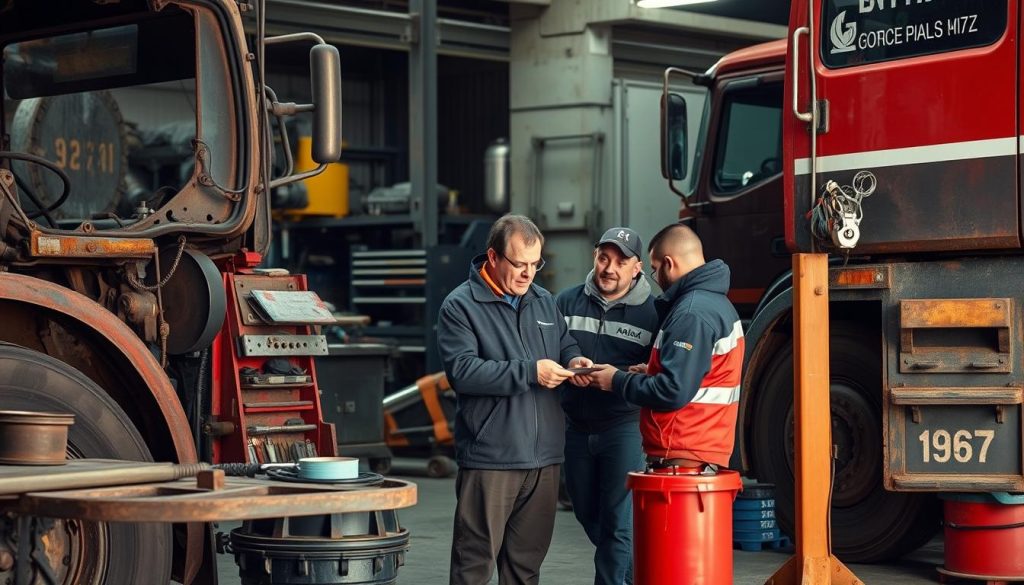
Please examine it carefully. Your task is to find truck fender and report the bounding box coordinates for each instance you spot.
[737,286,793,471]
[0,272,197,463]
[0,273,205,582]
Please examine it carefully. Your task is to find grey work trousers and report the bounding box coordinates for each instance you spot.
[449,464,560,585]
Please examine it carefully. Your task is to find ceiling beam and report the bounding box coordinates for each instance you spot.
[255,0,510,61]
[536,1,786,42]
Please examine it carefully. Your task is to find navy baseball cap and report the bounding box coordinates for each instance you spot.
[597,227,642,259]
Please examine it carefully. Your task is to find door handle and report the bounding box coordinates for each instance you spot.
[791,27,812,123]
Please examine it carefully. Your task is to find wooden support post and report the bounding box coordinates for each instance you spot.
[765,254,863,585]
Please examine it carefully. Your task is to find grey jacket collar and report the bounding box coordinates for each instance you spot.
[583,269,652,311]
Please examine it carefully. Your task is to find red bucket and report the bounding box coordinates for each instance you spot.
[627,469,742,585]
[942,492,1024,580]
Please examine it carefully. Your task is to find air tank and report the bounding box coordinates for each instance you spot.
[484,138,509,214]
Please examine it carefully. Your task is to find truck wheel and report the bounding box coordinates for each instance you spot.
[748,324,939,562]
[0,343,172,584]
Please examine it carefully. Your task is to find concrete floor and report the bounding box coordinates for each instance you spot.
[215,473,946,584]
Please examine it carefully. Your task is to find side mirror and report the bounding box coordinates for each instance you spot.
[661,92,687,182]
[310,44,342,163]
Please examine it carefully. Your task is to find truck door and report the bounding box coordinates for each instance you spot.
[692,71,788,317]
[785,0,1018,253]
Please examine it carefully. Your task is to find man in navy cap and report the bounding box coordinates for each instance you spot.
[555,227,659,585]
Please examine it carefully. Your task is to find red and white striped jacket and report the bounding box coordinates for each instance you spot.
[612,260,744,467]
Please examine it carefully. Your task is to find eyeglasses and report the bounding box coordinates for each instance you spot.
[501,252,546,272]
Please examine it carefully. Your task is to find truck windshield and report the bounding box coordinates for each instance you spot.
[0,6,237,232]
[711,82,781,196]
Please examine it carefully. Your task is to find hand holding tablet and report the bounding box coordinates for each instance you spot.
[568,366,604,375]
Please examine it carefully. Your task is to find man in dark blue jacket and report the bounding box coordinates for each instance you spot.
[437,214,595,585]
[556,227,659,585]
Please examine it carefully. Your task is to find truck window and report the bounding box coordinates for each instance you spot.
[711,82,781,196]
[821,0,1007,69]
[0,7,237,230]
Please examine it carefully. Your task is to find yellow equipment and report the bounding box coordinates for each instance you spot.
[291,135,349,217]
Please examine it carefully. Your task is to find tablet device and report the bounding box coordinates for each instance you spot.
[568,367,603,375]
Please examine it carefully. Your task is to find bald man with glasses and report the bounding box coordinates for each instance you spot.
[437,214,595,585]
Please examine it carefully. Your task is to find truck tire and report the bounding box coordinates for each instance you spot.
[748,324,940,562]
[0,343,172,584]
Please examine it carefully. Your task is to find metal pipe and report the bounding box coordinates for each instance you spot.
[0,462,210,496]
[246,423,317,435]
[264,31,326,46]
[383,382,423,413]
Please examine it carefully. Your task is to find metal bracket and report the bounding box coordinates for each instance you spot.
[814,99,829,134]
[238,335,328,357]
[402,14,441,45]
[402,14,419,44]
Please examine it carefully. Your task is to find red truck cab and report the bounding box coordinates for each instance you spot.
[678,40,789,317]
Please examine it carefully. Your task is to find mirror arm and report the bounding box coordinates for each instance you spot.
[268,163,327,190]
[668,179,687,199]
[264,86,295,178]
[264,32,327,46]
[663,66,702,82]
[268,102,315,116]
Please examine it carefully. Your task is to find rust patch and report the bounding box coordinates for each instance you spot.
[30,231,155,259]
[0,273,195,464]
[901,298,1012,329]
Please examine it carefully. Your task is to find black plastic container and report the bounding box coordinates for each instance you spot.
[229,508,409,584]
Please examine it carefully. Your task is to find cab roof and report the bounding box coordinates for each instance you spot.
[707,38,786,79]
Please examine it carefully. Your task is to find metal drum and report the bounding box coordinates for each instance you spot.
[0,410,74,465]
[940,492,1024,581]
[228,508,410,585]
[484,138,509,213]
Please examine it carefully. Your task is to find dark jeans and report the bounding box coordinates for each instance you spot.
[564,422,645,585]
[450,465,560,585]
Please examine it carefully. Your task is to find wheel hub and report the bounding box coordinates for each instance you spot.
[0,515,107,585]
[782,380,880,507]
[829,381,880,506]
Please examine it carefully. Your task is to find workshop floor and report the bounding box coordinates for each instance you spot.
[215,473,946,584]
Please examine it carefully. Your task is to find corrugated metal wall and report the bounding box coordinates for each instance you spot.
[437,56,508,214]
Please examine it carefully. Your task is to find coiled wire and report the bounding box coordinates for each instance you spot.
[808,170,876,245]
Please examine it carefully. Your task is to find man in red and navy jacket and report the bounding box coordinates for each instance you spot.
[590,223,743,468]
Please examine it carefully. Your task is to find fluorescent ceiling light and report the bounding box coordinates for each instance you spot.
[636,0,718,7]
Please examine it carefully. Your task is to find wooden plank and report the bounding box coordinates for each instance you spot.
[890,387,1022,405]
[12,476,417,523]
[766,253,863,585]
[792,253,831,561]
[892,474,1024,492]
[900,298,1012,329]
